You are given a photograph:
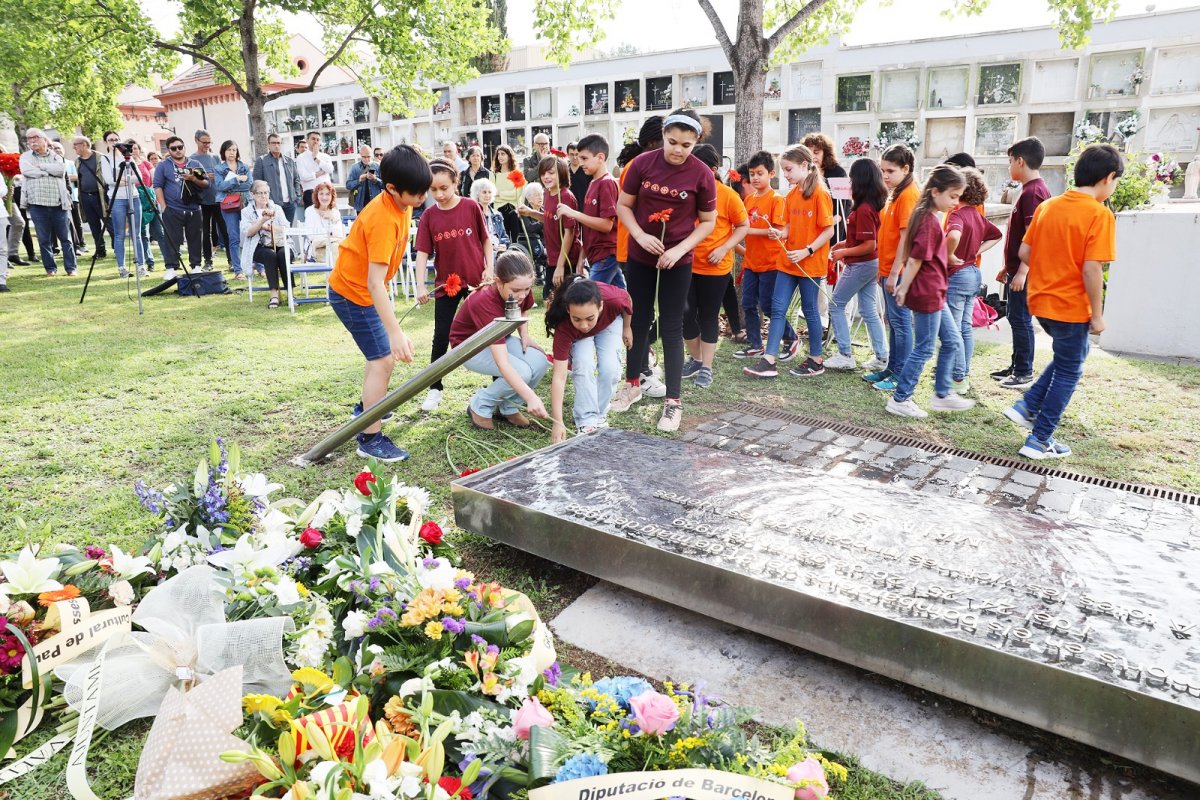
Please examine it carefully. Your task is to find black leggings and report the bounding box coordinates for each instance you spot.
[255,244,291,291]
[683,273,730,344]
[723,272,742,334]
[430,291,465,391]
[626,258,692,399]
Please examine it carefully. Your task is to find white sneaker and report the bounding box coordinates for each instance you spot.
[862,356,888,372]
[639,373,667,398]
[610,383,643,412]
[162,268,178,280]
[136,265,147,278]
[886,397,929,419]
[420,389,443,412]
[657,400,682,432]
[930,393,976,412]
[824,352,857,370]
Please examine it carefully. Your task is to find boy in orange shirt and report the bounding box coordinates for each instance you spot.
[327,145,432,462]
[1002,143,1122,460]
[733,150,796,360]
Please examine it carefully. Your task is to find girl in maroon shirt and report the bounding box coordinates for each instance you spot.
[537,154,581,290]
[611,108,717,433]
[414,157,493,412]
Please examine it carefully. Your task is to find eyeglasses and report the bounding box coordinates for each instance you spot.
[169,144,185,151]
[252,190,270,196]
[106,138,118,144]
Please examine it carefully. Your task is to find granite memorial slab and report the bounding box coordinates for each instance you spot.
[452,429,1200,784]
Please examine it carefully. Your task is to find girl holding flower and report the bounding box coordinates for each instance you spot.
[533,155,581,291]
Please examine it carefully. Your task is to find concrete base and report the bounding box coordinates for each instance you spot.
[553,583,1194,800]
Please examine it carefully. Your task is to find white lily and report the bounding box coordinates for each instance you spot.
[273,574,302,607]
[207,534,294,574]
[109,544,154,579]
[0,545,63,595]
[416,557,457,591]
[239,472,283,499]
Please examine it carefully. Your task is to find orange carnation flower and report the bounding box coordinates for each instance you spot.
[38,585,81,607]
[508,169,527,189]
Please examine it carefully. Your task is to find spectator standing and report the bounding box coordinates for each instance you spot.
[72,135,109,258]
[458,146,490,199]
[372,147,384,162]
[2,155,30,265]
[153,135,208,280]
[51,141,86,253]
[253,134,302,224]
[0,164,9,291]
[21,129,76,275]
[138,148,166,269]
[296,130,334,213]
[109,138,148,278]
[215,140,253,278]
[442,141,469,173]
[567,141,592,211]
[190,129,223,270]
[346,145,383,213]
[522,133,551,183]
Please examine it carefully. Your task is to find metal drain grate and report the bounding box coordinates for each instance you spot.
[730,402,1200,507]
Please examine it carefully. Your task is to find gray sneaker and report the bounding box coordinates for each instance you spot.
[693,367,714,388]
[681,358,704,379]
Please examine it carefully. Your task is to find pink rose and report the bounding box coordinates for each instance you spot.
[627,690,679,736]
[786,757,829,800]
[512,697,554,740]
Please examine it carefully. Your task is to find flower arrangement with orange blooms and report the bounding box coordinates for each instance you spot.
[0,152,21,179]
[508,169,526,189]
[648,208,673,243]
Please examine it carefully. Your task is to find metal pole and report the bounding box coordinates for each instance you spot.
[293,316,528,466]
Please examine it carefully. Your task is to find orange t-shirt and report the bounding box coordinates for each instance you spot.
[782,185,834,278]
[692,183,748,276]
[742,191,787,273]
[615,163,631,263]
[1023,190,1115,323]
[878,182,919,278]
[328,193,413,307]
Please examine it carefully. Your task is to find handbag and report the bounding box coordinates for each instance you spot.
[220,192,243,211]
[177,271,231,296]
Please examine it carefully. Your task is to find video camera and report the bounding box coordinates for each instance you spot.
[113,141,134,158]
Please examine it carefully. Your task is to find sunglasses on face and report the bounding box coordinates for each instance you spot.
[169,145,185,151]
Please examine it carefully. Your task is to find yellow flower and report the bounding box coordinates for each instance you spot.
[291,667,334,692]
[296,582,310,597]
[424,621,444,640]
[243,694,283,716]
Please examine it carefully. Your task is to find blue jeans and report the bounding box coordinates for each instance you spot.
[110,196,145,269]
[830,259,887,360]
[27,205,76,274]
[222,209,243,274]
[741,269,795,350]
[588,255,626,289]
[1006,278,1035,376]
[141,216,163,265]
[767,272,823,358]
[881,277,913,375]
[329,288,390,361]
[570,318,624,428]
[1023,318,1090,443]
[945,266,981,381]
[893,307,956,403]
[465,335,551,417]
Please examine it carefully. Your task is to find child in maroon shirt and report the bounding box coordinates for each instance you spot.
[945,167,1002,387]
[559,134,623,289]
[535,154,581,291]
[414,158,493,411]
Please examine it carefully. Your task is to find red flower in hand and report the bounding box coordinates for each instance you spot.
[508,169,526,189]
[442,273,464,297]
[300,527,324,548]
[0,152,21,179]
[353,470,377,496]
[419,521,444,545]
[658,208,673,222]
[648,211,663,223]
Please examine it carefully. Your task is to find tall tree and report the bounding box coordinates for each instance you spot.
[0,0,173,141]
[700,0,1120,166]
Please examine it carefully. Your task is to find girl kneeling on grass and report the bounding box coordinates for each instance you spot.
[887,164,974,419]
[546,276,634,443]
[450,250,550,430]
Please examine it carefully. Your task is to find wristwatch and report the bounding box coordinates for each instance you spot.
[805,246,814,257]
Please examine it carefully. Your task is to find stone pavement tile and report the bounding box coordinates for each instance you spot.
[806,428,839,443]
[860,439,891,454]
[832,434,864,449]
[946,455,983,473]
[818,444,851,460]
[781,423,815,439]
[827,461,858,478]
[754,417,789,431]
[977,463,1012,480]
[886,444,921,460]
[759,433,796,448]
[901,462,934,480]
[1011,469,1046,488]
[1036,490,1079,514]
[680,430,701,443]
[718,410,744,422]
[867,455,898,471]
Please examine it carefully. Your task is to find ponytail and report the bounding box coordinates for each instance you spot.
[780,144,821,199]
[882,144,915,202]
[544,275,602,336]
[901,164,965,263]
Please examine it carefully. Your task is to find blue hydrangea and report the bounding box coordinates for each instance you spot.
[590,676,654,710]
[554,753,608,783]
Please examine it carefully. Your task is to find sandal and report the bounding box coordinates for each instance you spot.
[268,298,280,309]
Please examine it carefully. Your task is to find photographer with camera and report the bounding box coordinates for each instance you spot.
[153,135,209,280]
[346,145,382,214]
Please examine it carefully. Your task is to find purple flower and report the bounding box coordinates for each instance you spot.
[369,577,381,593]
[380,607,398,620]
[486,644,499,656]
[470,634,487,646]
[542,661,561,687]
[85,545,107,560]
[367,616,383,630]
[441,617,466,634]
[422,557,437,568]
[455,577,472,590]
[134,479,167,515]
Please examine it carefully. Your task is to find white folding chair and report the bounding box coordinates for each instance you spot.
[283,227,336,314]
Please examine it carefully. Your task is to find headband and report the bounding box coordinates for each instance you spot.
[663,114,703,135]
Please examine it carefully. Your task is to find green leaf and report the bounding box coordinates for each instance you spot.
[427,690,508,719]
[527,725,568,786]
[506,619,534,644]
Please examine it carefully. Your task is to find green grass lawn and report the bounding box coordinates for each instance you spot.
[2,257,1197,799]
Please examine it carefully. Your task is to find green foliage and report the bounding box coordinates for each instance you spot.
[946,0,1119,47]
[765,0,866,68]
[1065,144,1152,213]
[531,0,617,66]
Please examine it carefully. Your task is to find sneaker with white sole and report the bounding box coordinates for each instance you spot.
[743,357,778,378]
[693,367,714,388]
[162,268,178,280]
[777,339,800,362]
[788,357,825,377]
[930,393,976,412]
[999,373,1034,390]
[420,389,443,412]
[352,402,395,422]
[732,346,764,359]
[639,373,667,398]
[951,377,971,393]
[863,368,891,383]
[355,432,409,462]
[610,383,643,412]
[990,365,1014,381]
[1019,435,1072,460]
[886,397,929,418]
[862,356,888,372]
[657,400,682,432]
[824,352,857,370]
[681,358,704,378]
[1003,399,1036,430]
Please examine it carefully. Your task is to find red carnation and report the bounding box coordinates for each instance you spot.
[443,273,464,297]
[419,521,444,545]
[354,470,377,496]
[459,468,480,477]
[300,527,324,548]
[438,777,473,800]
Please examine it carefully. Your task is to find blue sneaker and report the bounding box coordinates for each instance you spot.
[1019,435,1071,460]
[352,402,394,422]
[356,432,409,462]
[872,377,898,392]
[1003,399,1036,430]
[863,369,891,383]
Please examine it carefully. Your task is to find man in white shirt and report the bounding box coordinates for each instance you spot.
[442,141,468,173]
[295,130,334,217]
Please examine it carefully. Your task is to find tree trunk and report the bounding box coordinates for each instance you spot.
[245,91,269,160]
[238,0,270,158]
[731,54,767,169]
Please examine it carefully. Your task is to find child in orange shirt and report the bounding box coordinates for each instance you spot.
[743,145,835,378]
[327,145,431,462]
[864,144,919,392]
[734,150,796,361]
[1003,144,1122,460]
